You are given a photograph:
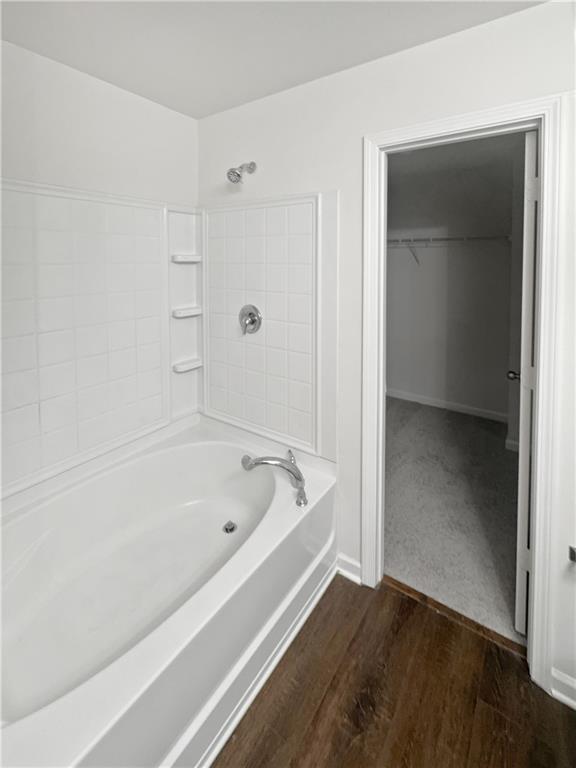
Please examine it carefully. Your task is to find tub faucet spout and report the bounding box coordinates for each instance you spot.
[241,450,308,507]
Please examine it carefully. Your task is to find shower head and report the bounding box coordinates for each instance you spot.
[226,161,257,184]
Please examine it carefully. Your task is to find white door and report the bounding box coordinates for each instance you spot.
[514,130,539,636]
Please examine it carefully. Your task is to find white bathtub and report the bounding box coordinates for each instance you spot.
[2,422,336,767]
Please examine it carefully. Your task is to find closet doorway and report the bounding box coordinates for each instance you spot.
[361,98,563,688]
[383,131,537,645]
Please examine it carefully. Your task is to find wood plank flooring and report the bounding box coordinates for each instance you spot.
[212,576,575,768]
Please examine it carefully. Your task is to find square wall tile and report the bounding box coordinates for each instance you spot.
[266,292,287,321]
[38,330,75,367]
[107,293,135,322]
[289,352,312,383]
[37,230,74,264]
[208,212,226,238]
[228,366,244,394]
[226,238,244,263]
[288,203,314,235]
[2,437,42,483]
[3,335,37,373]
[110,376,138,408]
[245,237,265,263]
[39,361,76,399]
[245,264,265,291]
[137,370,161,400]
[267,403,287,434]
[76,324,108,357]
[266,265,286,293]
[288,294,313,325]
[75,264,107,295]
[109,349,136,380]
[246,209,266,237]
[78,383,111,421]
[227,341,244,368]
[137,317,161,346]
[288,235,314,264]
[288,409,313,442]
[41,426,78,465]
[76,295,108,326]
[210,387,228,413]
[38,298,75,332]
[288,324,312,354]
[3,404,40,445]
[76,354,108,389]
[3,265,35,301]
[109,320,135,351]
[3,301,36,338]
[245,345,266,372]
[40,393,77,433]
[228,392,244,419]
[3,370,39,411]
[37,265,75,297]
[267,320,287,350]
[266,207,287,236]
[267,376,288,406]
[245,370,266,400]
[288,265,313,294]
[245,396,266,425]
[266,237,287,263]
[3,227,36,265]
[266,348,288,378]
[289,381,312,413]
[226,211,245,238]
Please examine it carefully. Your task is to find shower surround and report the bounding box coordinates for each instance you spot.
[205,199,318,451]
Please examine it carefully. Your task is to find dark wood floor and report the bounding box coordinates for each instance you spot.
[213,576,575,768]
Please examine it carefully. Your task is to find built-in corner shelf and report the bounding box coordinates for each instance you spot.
[172,358,203,374]
[171,253,202,264]
[171,305,202,319]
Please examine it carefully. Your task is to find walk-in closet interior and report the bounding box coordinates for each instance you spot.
[384,133,527,643]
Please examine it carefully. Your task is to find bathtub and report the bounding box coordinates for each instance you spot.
[2,420,337,767]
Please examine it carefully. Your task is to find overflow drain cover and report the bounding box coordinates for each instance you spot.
[223,521,237,534]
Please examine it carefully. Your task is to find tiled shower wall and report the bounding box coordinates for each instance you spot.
[205,199,317,450]
[1,186,168,489]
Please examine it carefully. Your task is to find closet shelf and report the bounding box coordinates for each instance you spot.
[387,235,511,246]
[171,306,202,319]
[171,253,202,263]
[172,358,203,374]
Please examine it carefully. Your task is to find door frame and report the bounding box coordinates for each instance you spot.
[361,95,562,690]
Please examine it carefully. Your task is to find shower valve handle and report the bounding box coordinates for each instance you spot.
[239,304,262,335]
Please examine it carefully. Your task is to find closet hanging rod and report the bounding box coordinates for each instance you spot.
[387,235,511,245]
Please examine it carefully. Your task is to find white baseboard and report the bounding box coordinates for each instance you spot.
[337,553,362,584]
[386,388,507,423]
[551,668,576,711]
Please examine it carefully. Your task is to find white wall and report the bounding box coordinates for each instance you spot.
[386,241,512,418]
[386,153,515,419]
[2,43,198,205]
[198,3,575,693]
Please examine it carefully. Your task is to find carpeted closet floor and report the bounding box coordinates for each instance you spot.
[384,397,524,644]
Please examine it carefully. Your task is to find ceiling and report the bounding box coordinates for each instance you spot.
[2,2,537,119]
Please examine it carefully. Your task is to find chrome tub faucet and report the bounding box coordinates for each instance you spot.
[241,449,308,507]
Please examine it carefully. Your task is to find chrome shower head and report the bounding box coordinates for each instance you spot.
[226,161,257,184]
